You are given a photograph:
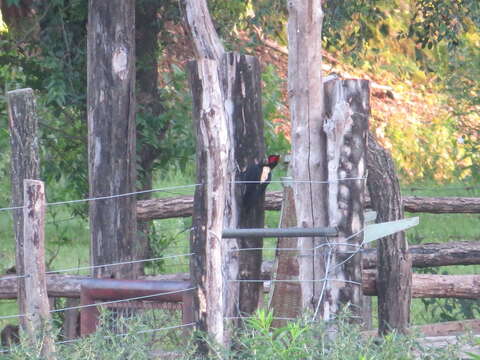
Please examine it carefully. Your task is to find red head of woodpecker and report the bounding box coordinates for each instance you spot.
[242,155,280,209]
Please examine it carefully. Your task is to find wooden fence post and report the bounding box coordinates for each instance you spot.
[269,176,302,327]
[223,52,266,316]
[287,0,329,312]
[87,0,137,279]
[320,79,369,321]
[7,88,40,330]
[188,59,233,348]
[367,133,412,334]
[23,180,56,359]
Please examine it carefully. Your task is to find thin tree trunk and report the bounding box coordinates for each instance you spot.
[135,0,165,271]
[367,133,412,335]
[87,0,137,278]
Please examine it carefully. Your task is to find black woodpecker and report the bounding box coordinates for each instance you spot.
[242,155,280,209]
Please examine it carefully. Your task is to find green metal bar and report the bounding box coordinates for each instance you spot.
[222,227,338,238]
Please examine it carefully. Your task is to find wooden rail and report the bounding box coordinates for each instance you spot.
[2,269,480,300]
[136,192,480,221]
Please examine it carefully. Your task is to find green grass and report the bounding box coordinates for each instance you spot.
[2,309,477,359]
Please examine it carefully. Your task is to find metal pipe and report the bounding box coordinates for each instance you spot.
[222,227,338,238]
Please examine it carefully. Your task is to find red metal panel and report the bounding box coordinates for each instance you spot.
[80,278,194,336]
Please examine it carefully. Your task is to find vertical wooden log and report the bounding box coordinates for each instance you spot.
[180,0,225,60]
[87,0,137,278]
[367,133,412,334]
[222,53,265,316]
[188,59,232,347]
[7,88,40,329]
[23,180,56,359]
[63,299,80,339]
[322,79,369,321]
[287,0,328,311]
[269,177,301,327]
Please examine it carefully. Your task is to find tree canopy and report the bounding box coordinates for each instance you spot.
[0,0,478,207]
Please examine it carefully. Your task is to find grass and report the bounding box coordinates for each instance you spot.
[2,309,477,359]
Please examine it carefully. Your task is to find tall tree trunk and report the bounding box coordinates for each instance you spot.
[135,0,166,269]
[287,0,328,311]
[87,0,137,279]
[367,133,412,334]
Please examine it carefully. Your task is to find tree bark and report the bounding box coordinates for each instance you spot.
[136,192,283,221]
[367,133,411,334]
[180,0,224,60]
[135,0,165,271]
[223,53,265,316]
[87,0,137,279]
[188,59,233,348]
[321,80,369,321]
[362,241,480,269]
[403,196,480,213]
[136,192,480,221]
[23,180,56,359]
[287,0,328,312]
[363,271,480,299]
[7,88,40,330]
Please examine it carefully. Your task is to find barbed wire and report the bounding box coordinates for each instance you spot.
[46,184,202,207]
[0,253,194,281]
[0,178,370,213]
[3,177,477,215]
[45,253,194,275]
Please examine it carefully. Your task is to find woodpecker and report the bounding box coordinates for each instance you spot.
[242,155,280,209]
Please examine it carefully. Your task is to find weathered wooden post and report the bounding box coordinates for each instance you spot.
[87,0,137,278]
[367,133,412,334]
[7,88,40,329]
[23,180,56,359]
[321,79,369,321]
[183,0,266,346]
[269,175,302,327]
[287,0,329,311]
[224,53,266,316]
[188,59,232,348]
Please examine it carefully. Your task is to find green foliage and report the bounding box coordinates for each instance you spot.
[150,63,195,172]
[323,0,388,59]
[406,0,480,50]
[261,64,290,156]
[199,309,471,359]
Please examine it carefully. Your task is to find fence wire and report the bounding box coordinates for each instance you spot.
[0,287,196,321]
[0,178,368,213]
